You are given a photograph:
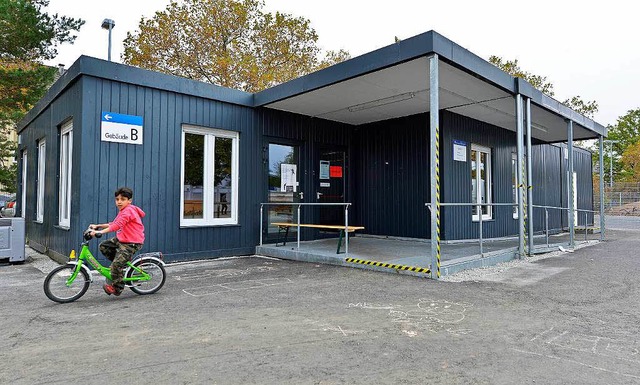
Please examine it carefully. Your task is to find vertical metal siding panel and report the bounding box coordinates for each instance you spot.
[575,149,594,225]
[151,90,166,253]
[169,94,182,256]
[441,111,520,240]
[560,144,568,229]
[158,92,172,254]
[81,79,97,230]
[135,86,146,238]
[532,145,544,232]
[354,115,429,238]
[548,145,563,232]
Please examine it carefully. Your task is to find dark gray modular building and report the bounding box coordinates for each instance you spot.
[17,30,606,277]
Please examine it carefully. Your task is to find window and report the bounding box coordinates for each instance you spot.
[512,153,518,219]
[21,150,27,219]
[59,121,73,227]
[471,144,492,221]
[37,140,46,222]
[180,125,238,226]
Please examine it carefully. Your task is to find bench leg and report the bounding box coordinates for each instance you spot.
[336,230,345,254]
[276,226,290,247]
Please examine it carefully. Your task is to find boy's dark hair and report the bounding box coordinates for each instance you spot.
[115,187,133,199]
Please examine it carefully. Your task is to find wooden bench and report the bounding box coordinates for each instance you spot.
[271,222,365,254]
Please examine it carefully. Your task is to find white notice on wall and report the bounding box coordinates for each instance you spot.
[281,164,297,192]
[453,140,467,162]
[320,160,330,180]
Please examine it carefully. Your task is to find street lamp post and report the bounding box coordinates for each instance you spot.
[604,139,619,210]
[101,19,115,61]
[605,140,619,188]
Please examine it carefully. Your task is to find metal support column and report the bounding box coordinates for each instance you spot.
[429,54,441,279]
[599,135,605,240]
[567,120,575,247]
[526,98,534,255]
[516,94,525,258]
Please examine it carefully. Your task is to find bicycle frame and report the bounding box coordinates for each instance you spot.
[64,242,152,286]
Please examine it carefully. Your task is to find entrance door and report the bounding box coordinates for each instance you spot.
[317,148,346,226]
[265,143,302,242]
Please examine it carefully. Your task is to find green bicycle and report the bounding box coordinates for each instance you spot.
[44,228,166,303]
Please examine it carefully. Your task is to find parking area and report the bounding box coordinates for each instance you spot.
[1,226,639,384]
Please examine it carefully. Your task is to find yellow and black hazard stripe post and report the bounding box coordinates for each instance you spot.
[519,159,533,256]
[345,258,431,275]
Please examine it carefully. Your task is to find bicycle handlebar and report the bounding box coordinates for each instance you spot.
[83,227,103,241]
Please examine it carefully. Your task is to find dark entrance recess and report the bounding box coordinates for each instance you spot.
[317,147,346,226]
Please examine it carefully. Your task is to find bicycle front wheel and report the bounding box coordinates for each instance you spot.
[44,265,91,303]
[126,259,166,295]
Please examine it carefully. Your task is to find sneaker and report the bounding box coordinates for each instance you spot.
[103,283,121,296]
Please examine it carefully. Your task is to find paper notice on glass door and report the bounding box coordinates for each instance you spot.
[320,160,330,180]
[281,164,297,192]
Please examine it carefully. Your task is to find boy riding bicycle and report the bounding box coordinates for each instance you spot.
[89,187,145,296]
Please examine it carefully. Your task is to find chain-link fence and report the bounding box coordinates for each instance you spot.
[594,181,640,215]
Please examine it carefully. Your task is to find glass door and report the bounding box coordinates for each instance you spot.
[265,143,301,242]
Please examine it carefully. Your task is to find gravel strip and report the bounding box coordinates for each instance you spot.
[440,240,599,282]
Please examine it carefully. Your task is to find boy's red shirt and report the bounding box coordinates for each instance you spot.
[109,204,145,244]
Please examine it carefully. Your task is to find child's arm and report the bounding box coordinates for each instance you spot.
[89,223,110,231]
[89,224,111,238]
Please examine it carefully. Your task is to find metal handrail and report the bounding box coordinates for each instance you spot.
[532,204,600,246]
[426,202,600,256]
[425,202,517,256]
[259,202,353,255]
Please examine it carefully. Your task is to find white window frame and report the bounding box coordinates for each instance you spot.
[180,125,239,227]
[59,121,73,228]
[21,150,27,219]
[36,140,46,222]
[471,144,492,221]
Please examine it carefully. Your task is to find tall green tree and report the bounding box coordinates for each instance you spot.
[620,141,640,182]
[122,0,349,92]
[0,0,84,192]
[489,56,599,118]
[605,108,640,182]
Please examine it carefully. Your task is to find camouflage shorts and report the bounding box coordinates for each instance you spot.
[99,237,142,291]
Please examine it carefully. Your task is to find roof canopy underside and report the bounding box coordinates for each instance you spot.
[263,57,599,143]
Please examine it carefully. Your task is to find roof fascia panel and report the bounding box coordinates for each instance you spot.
[539,93,607,137]
[254,31,436,106]
[431,31,515,94]
[18,56,254,131]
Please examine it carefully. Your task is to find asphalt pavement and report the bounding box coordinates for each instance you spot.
[1,222,639,384]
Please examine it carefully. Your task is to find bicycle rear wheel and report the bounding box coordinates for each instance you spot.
[126,259,166,295]
[44,265,91,303]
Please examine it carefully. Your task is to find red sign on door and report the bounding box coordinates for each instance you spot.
[329,166,343,178]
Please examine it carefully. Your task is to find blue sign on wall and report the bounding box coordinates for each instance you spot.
[100,111,144,145]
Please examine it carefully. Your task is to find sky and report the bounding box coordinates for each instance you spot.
[43,0,639,127]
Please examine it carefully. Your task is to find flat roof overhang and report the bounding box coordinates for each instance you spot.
[254,31,606,143]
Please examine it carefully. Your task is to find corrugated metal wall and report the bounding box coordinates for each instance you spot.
[441,111,521,239]
[353,110,594,240]
[19,79,85,257]
[82,77,262,261]
[352,115,430,238]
